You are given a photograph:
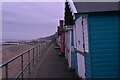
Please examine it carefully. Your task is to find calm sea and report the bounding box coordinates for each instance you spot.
[1,39,24,51]
[2,39,25,42]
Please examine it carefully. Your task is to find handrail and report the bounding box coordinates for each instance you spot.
[16,58,33,79]
[0,45,36,68]
[0,42,48,68]
[0,41,52,79]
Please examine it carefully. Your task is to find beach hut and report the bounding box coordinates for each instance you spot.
[61,32,65,54]
[64,25,75,69]
[64,2,78,74]
[65,26,72,68]
[65,30,68,60]
[57,20,65,55]
[65,1,120,78]
[57,26,62,48]
[64,29,71,60]
[60,20,65,55]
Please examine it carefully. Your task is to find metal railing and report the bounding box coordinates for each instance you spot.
[0,41,52,79]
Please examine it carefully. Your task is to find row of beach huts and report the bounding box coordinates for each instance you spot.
[56,1,120,79]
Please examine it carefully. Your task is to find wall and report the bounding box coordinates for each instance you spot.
[87,11,119,78]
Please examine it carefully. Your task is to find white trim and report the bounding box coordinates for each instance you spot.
[65,25,73,30]
[69,31,72,68]
[66,28,73,30]
[68,30,72,68]
[68,0,77,13]
[83,16,89,53]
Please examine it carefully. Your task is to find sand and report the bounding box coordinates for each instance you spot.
[2,44,38,78]
[2,45,36,63]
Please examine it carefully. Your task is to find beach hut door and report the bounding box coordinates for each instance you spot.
[75,16,86,78]
[67,30,72,68]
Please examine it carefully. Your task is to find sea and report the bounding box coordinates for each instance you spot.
[2,39,26,42]
[1,39,26,51]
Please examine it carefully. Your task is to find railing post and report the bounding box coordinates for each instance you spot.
[42,43,44,50]
[38,46,39,57]
[38,46,40,60]
[28,50,30,74]
[5,64,8,80]
[35,47,36,62]
[38,45,40,53]
[39,45,41,58]
[21,55,23,79]
[33,48,35,67]
[41,44,42,50]
[37,46,39,62]
[45,43,46,48]
[43,43,45,49]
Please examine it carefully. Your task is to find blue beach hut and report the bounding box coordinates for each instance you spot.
[65,1,120,78]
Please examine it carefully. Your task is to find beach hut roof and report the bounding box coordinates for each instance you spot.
[72,2,120,13]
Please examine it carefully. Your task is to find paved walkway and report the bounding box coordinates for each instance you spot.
[29,42,77,78]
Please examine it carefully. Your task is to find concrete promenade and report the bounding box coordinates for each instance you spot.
[29,42,78,79]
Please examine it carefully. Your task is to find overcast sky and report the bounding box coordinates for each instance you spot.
[2,2,64,40]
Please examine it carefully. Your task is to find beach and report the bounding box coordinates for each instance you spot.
[2,44,38,78]
[2,45,36,63]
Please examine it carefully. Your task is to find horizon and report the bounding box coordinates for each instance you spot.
[2,32,57,41]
